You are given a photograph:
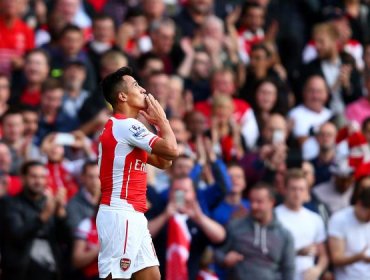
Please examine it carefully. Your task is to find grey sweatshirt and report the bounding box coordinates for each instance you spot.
[215,215,295,280]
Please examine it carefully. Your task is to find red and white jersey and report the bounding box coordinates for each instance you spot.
[98,113,159,213]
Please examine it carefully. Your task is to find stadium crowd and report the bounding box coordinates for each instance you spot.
[0,0,370,279]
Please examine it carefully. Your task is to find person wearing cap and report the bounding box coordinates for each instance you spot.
[313,158,355,214]
[328,187,370,280]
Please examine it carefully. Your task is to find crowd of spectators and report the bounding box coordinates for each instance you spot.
[1,0,370,279]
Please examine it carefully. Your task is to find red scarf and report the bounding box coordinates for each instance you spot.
[166,213,191,280]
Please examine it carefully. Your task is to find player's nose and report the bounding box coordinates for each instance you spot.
[140,87,146,94]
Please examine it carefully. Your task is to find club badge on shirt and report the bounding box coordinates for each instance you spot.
[120,258,131,271]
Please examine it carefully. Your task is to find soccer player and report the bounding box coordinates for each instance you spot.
[97,67,178,280]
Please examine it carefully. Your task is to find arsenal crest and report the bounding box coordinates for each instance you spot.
[120,258,131,271]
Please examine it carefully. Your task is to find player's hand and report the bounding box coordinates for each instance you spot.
[223,251,244,267]
[139,94,167,126]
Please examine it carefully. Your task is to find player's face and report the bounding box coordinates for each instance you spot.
[123,76,147,109]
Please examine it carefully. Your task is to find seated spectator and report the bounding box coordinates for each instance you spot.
[346,70,370,126]
[310,122,337,184]
[36,78,77,144]
[313,158,355,214]
[276,169,328,280]
[0,0,35,76]
[288,75,332,158]
[1,161,70,280]
[148,176,226,280]
[215,182,295,280]
[67,161,100,231]
[10,49,50,107]
[195,68,259,150]
[328,187,370,280]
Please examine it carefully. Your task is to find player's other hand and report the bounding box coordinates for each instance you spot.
[139,94,167,125]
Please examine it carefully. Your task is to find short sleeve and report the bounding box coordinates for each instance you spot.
[75,218,91,240]
[113,118,159,154]
[328,213,345,239]
[314,215,327,243]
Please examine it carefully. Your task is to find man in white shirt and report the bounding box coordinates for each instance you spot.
[276,168,328,280]
[288,75,332,160]
[328,187,370,280]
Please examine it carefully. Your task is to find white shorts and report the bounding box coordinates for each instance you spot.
[96,204,159,279]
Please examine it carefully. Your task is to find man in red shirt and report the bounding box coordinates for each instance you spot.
[0,0,35,76]
[97,67,178,280]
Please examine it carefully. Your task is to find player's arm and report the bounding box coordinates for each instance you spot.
[147,153,172,169]
[140,94,178,162]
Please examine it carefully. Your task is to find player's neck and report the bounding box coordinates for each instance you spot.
[113,104,139,119]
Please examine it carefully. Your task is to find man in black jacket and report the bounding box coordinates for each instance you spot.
[1,161,71,280]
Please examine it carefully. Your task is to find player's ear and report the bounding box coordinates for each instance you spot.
[117,91,128,102]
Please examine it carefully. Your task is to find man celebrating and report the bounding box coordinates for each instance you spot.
[97,67,178,280]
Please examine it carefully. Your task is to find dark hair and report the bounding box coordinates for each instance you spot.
[41,78,63,94]
[358,187,370,208]
[249,181,275,200]
[1,108,22,124]
[125,7,145,20]
[82,160,98,174]
[21,160,45,176]
[24,48,51,66]
[251,43,272,58]
[93,13,114,24]
[100,66,133,106]
[60,24,83,38]
[64,60,86,71]
[137,53,162,70]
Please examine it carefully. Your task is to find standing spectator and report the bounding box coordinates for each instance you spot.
[136,53,164,84]
[49,24,96,91]
[67,161,101,231]
[276,169,328,280]
[0,0,35,75]
[142,0,166,25]
[313,159,355,214]
[36,78,76,144]
[237,3,266,64]
[148,176,226,280]
[1,161,71,280]
[215,182,295,280]
[343,0,370,44]
[288,75,332,158]
[195,68,259,150]
[328,187,370,280]
[301,22,362,120]
[86,14,115,75]
[1,109,40,174]
[212,162,249,226]
[310,122,337,185]
[147,18,184,75]
[174,0,214,38]
[145,71,172,116]
[11,49,50,107]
